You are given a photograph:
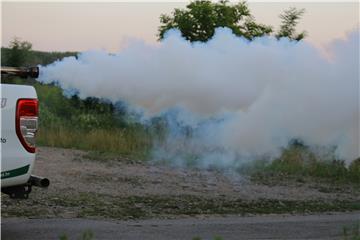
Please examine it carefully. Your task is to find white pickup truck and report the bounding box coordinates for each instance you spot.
[1,67,49,199]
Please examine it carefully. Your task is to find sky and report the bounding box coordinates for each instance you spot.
[1,2,359,52]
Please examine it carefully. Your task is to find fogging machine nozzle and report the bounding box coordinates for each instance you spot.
[1,66,39,78]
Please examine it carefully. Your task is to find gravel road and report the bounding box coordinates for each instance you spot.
[2,212,360,240]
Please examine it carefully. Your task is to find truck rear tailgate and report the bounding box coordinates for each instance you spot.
[1,83,37,187]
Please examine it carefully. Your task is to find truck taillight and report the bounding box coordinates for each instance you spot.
[16,99,38,153]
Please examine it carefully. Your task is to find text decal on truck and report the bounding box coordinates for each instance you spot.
[1,98,7,108]
[1,165,30,179]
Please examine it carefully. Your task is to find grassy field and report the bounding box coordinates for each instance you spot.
[38,127,153,160]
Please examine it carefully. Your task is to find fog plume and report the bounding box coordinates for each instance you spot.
[38,28,359,166]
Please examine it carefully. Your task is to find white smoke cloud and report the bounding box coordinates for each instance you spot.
[38,28,359,164]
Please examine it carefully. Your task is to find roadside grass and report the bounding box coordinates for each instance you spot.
[343,222,360,240]
[2,192,360,220]
[59,230,94,240]
[37,125,153,160]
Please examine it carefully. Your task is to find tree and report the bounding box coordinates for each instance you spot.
[276,7,306,41]
[7,37,33,67]
[158,0,272,42]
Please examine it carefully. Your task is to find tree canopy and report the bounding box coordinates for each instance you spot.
[6,37,33,67]
[276,7,306,41]
[158,0,305,42]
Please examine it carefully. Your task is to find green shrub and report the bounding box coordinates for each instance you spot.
[246,143,360,184]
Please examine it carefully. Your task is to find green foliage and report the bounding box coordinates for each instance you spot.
[158,0,272,42]
[243,141,360,184]
[1,47,77,67]
[159,1,306,42]
[79,230,94,240]
[349,158,360,182]
[213,236,224,240]
[59,234,68,240]
[6,37,33,67]
[35,83,120,129]
[58,230,94,240]
[276,7,306,41]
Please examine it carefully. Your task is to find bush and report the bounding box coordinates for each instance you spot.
[245,142,360,184]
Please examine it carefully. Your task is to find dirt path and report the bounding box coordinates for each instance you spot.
[2,212,360,240]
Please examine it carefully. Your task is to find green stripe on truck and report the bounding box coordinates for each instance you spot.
[1,165,30,179]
